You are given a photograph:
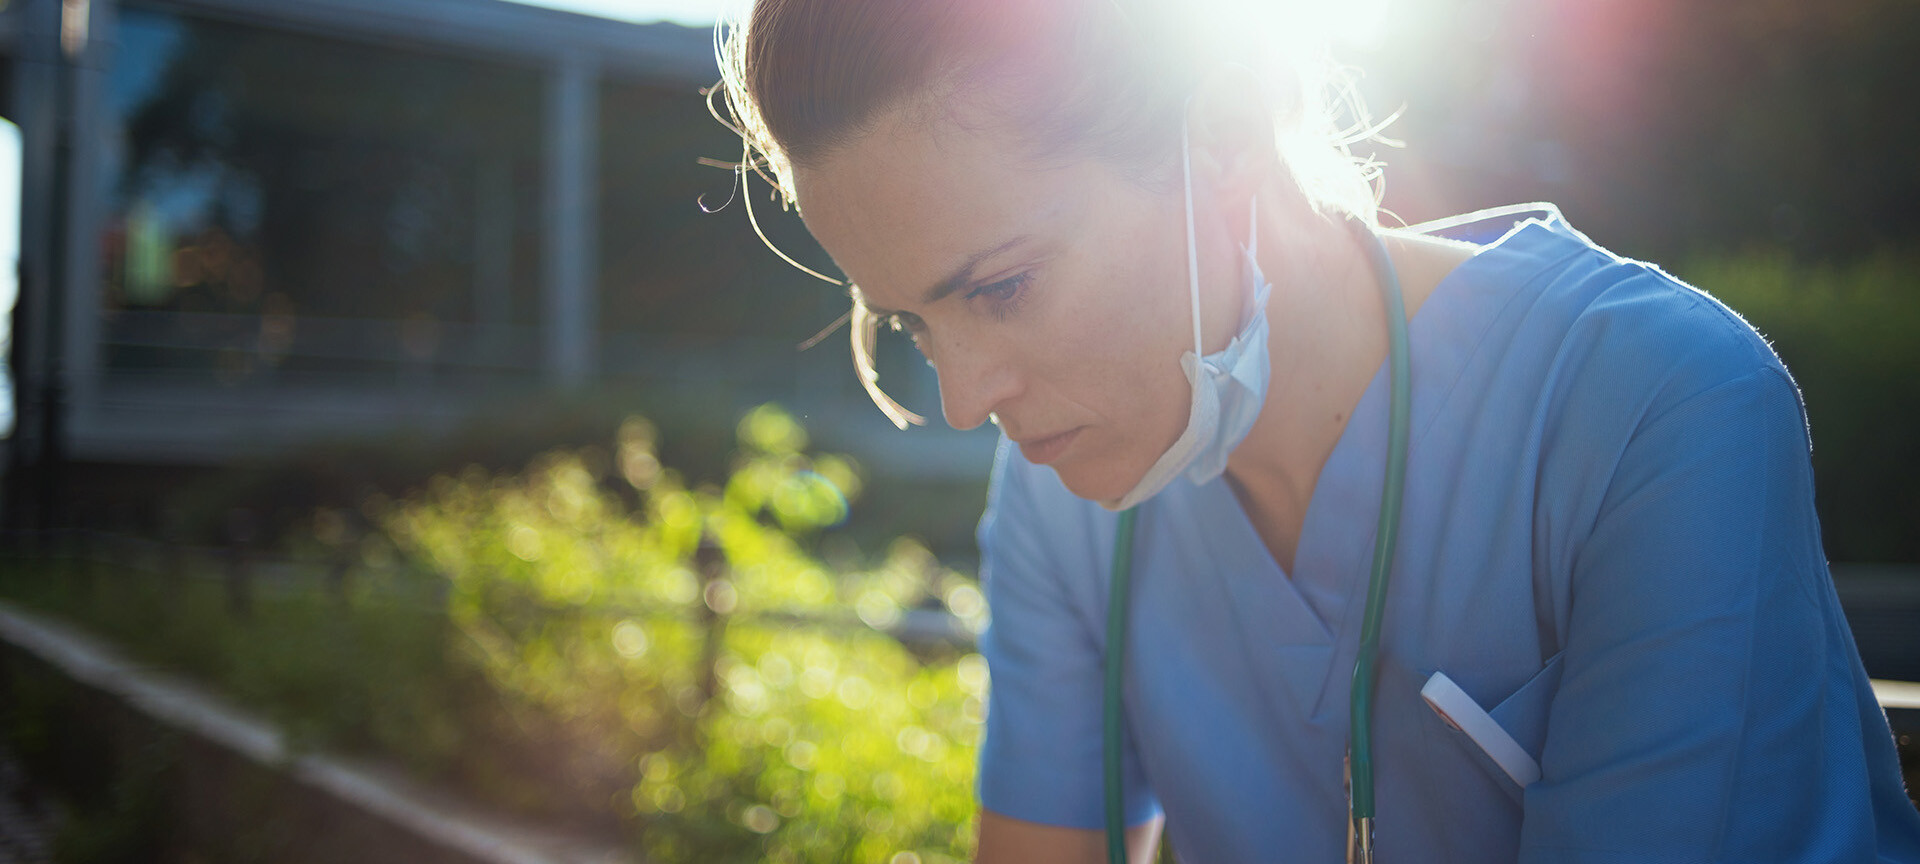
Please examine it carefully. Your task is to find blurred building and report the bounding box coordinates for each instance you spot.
[0,0,990,517]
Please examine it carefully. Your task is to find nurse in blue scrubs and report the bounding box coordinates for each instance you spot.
[710,0,1920,860]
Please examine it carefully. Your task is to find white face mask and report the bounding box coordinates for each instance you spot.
[1099,119,1273,512]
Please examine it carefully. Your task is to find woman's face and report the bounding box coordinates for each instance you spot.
[792,102,1246,502]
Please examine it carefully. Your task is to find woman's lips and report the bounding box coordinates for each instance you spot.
[1017,427,1082,465]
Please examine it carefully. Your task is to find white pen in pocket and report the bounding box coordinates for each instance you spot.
[1421,671,1542,788]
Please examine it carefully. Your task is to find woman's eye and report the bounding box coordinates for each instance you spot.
[966,272,1031,318]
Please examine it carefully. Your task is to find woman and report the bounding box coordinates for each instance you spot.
[709,0,1920,861]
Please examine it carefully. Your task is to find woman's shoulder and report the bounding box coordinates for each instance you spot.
[1441,206,1795,423]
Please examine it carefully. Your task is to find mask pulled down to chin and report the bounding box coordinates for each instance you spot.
[1098,118,1273,513]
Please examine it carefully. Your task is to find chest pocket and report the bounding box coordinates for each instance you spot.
[1420,653,1565,805]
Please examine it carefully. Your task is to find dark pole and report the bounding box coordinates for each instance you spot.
[38,0,73,549]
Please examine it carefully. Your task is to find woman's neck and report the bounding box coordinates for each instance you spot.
[1224,209,1474,572]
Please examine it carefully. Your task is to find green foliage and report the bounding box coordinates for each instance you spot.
[378,403,984,861]
[2,404,987,860]
[631,625,982,864]
[1680,247,1920,562]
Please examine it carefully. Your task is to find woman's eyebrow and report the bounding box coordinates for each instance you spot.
[919,235,1031,306]
[858,235,1032,319]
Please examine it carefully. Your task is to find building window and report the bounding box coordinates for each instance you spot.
[101,5,543,389]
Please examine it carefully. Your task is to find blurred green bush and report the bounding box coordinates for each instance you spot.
[3,405,986,863]
[386,405,984,862]
[1680,247,1920,563]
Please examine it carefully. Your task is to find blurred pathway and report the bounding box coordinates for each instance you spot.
[0,739,55,864]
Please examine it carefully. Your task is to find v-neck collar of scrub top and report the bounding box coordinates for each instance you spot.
[1143,203,1591,727]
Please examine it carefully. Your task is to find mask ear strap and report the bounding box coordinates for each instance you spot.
[1247,195,1259,258]
[1180,113,1204,358]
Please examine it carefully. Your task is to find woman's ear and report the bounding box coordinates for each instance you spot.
[1186,64,1285,210]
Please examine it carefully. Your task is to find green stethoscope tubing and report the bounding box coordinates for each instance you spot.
[1103,219,1411,863]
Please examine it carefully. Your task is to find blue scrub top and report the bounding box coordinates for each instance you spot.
[974,206,1920,863]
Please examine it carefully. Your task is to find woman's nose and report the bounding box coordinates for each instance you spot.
[934,342,1020,432]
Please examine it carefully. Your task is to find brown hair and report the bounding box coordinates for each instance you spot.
[708,0,1384,426]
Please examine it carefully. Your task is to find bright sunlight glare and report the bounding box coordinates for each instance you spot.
[1336,0,1391,49]
[1213,0,1394,51]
